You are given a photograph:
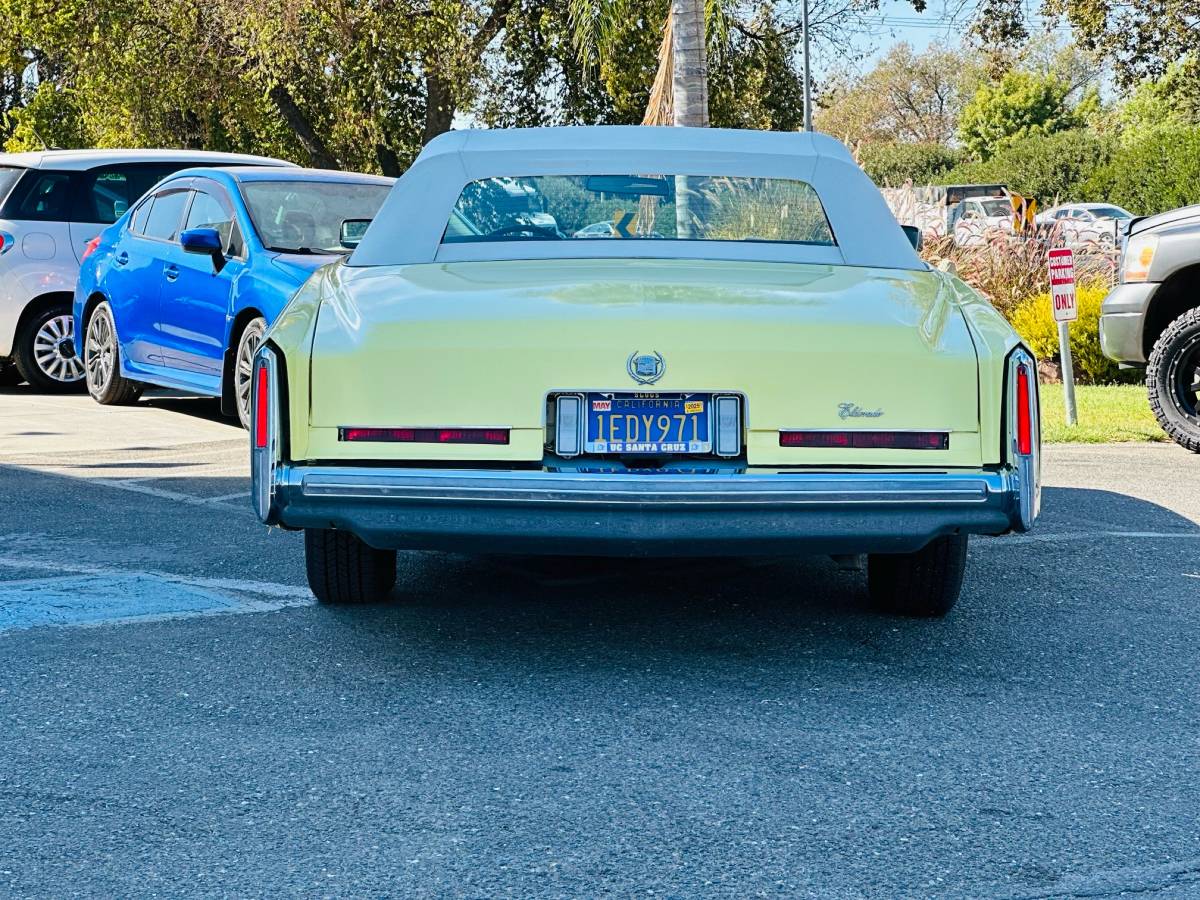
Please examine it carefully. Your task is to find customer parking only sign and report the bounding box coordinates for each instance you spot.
[1048,247,1078,322]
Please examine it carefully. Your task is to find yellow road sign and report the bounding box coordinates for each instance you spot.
[1010,193,1038,233]
[612,209,637,239]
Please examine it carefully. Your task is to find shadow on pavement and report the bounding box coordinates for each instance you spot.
[292,483,1200,672]
[0,382,237,427]
[140,393,234,426]
[3,463,1197,650]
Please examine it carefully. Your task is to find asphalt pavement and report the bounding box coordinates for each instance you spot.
[1,386,1199,898]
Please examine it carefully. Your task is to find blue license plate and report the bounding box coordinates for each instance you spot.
[584,393,712,454]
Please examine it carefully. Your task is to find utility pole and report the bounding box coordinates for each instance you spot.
[802,0,812,131]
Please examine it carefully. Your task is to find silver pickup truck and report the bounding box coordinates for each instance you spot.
[1101,205,1200,452]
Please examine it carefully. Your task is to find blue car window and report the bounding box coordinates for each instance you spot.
[184,190,238,254]
[128,197,151,235]
[142,189,189,242]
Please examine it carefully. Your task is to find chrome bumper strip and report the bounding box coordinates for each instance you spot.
[279,466,1011,508]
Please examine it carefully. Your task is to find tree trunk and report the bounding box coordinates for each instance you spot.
[670,0,708,128]
[267,83,339,170]
[422,73,455,145]
[375,143,401,178]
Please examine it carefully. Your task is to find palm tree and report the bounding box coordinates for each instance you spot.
[662,0,709,127]
[570,0,723,127]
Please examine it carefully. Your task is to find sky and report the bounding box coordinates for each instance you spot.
[820,0,1070,77]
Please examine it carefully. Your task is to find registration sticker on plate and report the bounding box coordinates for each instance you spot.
[585,393,712,454]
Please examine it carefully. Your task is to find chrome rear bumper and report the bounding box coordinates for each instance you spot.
[257,465,1030,557]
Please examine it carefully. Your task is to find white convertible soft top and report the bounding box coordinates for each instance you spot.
[350,126,923,271]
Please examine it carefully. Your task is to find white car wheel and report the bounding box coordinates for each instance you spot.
[14,308,85,390]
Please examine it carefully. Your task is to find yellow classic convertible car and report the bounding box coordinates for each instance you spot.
[251,126,1040,617]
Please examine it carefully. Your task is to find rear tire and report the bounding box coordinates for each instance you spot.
[84,302,142,406]
[868,534,968,618]
[14,304,86,391]
[304,528,397,605]
[1146,307,1200,453]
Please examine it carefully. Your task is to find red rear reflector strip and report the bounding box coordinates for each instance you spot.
[254,366,269,449]
[780,431,949,450]
[1016,363,1032,455]
[339,427,510,445]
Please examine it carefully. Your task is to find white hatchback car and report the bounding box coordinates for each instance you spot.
[0,149,294,390]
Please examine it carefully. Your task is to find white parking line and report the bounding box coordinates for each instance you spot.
[0,555,309,599]
[0,462,251,512]
[0,555,313,633]
[87,477,252,510]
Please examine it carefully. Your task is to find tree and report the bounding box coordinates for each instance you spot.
[942,128,1114,202]
[0,0,525,172]
[568,0,923,129]
[1110,60,1200,144]
[1043,0,1200,86]
[708,5,806,131]
[957,70,1079,159]
[569,0,716,127]
[815,43,983,145]
[669,0,708,126]
[471,1,625,128]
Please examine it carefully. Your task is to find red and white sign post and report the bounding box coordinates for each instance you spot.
[1048,247,1078,425]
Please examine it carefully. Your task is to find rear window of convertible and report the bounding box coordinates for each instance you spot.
[441,174,837,246]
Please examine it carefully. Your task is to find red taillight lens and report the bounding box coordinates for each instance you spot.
[254,365,269,449]
[339,427,510,445]
[81,236,102,261]
[1016,363,1032,455]
[779,430,949,450]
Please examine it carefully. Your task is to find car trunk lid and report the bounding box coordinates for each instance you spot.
[307,259,981,464]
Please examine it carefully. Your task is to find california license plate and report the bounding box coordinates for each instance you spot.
[584,392,712,454]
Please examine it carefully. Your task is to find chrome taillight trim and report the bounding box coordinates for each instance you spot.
[250,345,281,523]
[554,393,585,458]
[1004,346,1041,531]
[713,394,742,457]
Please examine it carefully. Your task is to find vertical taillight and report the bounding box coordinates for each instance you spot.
[1016,362,1032,456]
[251,347,280,524]
[254,364,270,449]
[1006,347,1040,531]
[81,236,102,262]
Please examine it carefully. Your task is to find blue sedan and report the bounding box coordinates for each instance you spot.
[73,166,393,425]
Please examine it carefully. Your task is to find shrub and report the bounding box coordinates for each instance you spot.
[939,128,1115,204]
[858,142,963,187]
[1008,281,1129,383]
[1083,125,1200,215]
[922,234,1116,319]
